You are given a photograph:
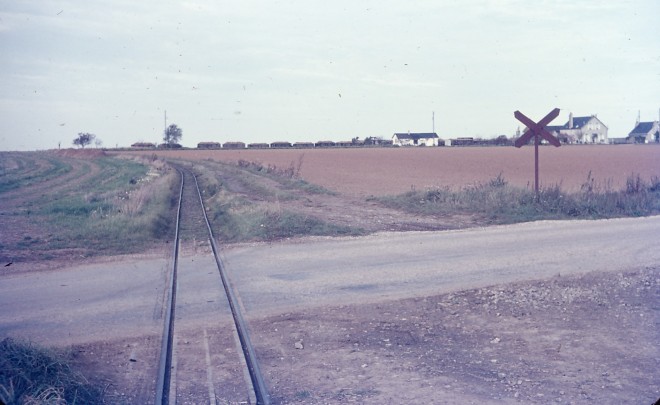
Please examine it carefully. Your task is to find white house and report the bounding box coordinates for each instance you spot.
[627,120,660,144]
[547,113,608,144]
[392,132,440,147]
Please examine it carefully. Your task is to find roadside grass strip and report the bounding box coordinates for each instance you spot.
[375,173,660,224]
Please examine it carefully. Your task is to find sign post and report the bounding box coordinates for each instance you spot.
[514,108,561,199]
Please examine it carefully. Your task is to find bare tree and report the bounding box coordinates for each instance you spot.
[73,132,96,148]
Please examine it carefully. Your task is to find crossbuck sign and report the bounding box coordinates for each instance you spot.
[514,108,561,197]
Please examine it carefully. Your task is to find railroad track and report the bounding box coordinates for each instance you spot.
[155,166,269,405]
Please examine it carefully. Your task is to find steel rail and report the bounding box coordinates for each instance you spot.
[155,169,184,405]
[192,171,271,405]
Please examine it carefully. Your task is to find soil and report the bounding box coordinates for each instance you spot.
[251,267,659,404]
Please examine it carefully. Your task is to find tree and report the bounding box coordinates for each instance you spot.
[73,132,96,148]
[163,124,182,147]
[494,135,510,146]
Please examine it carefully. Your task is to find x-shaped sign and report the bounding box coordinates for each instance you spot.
[514,108,561,148]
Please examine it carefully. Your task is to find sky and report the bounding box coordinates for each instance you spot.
[1,0,659,150]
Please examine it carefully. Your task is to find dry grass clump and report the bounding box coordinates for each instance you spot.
[0,338,102,405]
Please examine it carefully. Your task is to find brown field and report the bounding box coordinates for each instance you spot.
[124,144,660,197]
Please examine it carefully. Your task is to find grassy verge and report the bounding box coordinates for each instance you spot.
[211,203,363,242]
[0,338,103,404]
[191,160,360,242]
[374,173,660,224]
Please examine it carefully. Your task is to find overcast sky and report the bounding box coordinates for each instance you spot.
[1,0,659,150]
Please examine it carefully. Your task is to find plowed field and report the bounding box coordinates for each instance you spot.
[124,145,660,197]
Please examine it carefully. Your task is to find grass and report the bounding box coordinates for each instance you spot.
[41,158,178,255]
[0,153,72,194]
[0,338,103,405]
[2,154,178,260]
[190,159,360,242]
[211,204,363,242]
[374,172,660,224]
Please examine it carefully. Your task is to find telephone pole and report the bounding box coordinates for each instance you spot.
[432,111,435,133]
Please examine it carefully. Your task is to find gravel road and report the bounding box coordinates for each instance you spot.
[222,216,660,317]
[1,216,657,346]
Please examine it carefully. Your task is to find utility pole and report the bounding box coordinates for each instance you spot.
[432,111,435,133]
[164,110,167,132]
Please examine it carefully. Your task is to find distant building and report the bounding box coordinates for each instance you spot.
[222,141,246,149]
[197,142,221,149]
[627,119,660,144]
[392,132,440,147]
[315,140,336,147]
[131,142,156,148]
[449,137,474,146]
[547,113,608,144]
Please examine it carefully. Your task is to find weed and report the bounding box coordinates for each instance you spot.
[294,390,312,400]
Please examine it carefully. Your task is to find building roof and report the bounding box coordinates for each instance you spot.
[629,121,658,135]
[393,132,439,140]
[563,116,592,129]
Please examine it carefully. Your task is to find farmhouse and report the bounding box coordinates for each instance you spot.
[392,132,440,147]
[627,120,660,144]
[547,113,608,144]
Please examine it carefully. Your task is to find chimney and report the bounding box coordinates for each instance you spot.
[569,112,573,128]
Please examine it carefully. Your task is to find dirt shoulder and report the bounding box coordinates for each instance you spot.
[251,266,659,404]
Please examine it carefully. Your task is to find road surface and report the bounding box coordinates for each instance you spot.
[1,216,658,345]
